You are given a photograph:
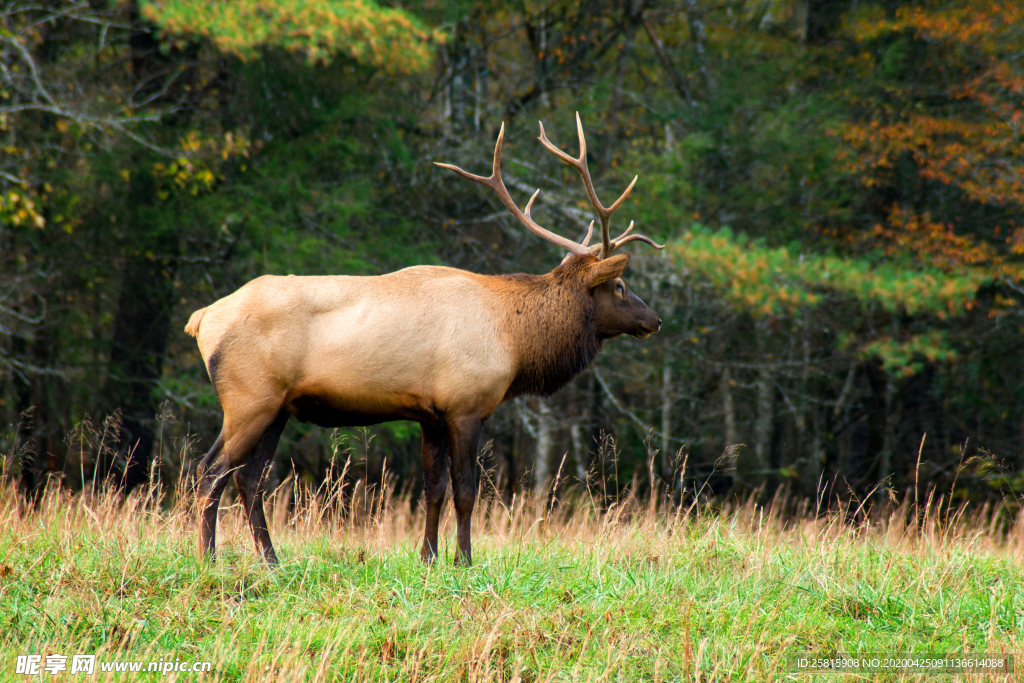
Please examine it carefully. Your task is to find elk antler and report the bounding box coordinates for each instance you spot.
[434,123,591,257]
[538,112,664,259]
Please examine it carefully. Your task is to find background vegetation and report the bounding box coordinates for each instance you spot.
[3,0,1024,519]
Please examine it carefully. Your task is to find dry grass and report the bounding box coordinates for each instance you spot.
[0,470,1022,682]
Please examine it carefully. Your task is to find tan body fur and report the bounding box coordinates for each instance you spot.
[191,268,515,429]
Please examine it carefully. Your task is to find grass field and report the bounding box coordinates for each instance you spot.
[0,473,1021,682]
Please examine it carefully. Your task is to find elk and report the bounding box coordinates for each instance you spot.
[185,114,663,566]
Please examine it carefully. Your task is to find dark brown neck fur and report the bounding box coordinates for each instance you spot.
[494,257,601,401]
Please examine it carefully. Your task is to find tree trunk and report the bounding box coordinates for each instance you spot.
[12,336,42,501]
[534,398,554,493]
[661,360,672,470]
[570,422,588,483]
[684,0,711,91]
[570,379,590,485]
[876,372,897,507]
[588,369,605,457]
[508,408,521,499]
[13,326,61,501]
[806,397,825,508]
[722,366,738,450]
[797,320,819,497]
[100,1,188,493]
[105,254,175,492]
[831,361,858,484]
[754,325,774,490]
[755,371,773,477]
[864,361,890,501]
[721,365,742,495]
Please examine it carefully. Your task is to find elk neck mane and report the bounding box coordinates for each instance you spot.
[488,256,601,401]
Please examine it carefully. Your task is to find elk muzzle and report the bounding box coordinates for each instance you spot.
[635,310,661,338]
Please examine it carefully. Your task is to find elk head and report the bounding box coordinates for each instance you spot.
[587,253,661,340]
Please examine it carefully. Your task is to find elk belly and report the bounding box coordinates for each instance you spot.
[285,389,431,428]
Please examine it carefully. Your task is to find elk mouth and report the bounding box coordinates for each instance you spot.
[633,315,661,339]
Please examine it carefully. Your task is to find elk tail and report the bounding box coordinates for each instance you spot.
[185,308,207,337]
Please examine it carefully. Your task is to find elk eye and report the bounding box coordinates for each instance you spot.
[616,282,624,295]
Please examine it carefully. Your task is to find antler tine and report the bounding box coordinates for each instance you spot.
[580,220,595,247]
[434,123,590,257]
[537,112,645,259]
[586,221,666,256]
[523,188,541,219]
[611,233,665,251]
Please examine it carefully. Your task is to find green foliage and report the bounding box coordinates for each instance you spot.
[671,225,985,318]
[0,189,44,229]
[851,330,958,377]
[142,0,440,73]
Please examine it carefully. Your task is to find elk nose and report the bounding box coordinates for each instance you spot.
[656,316,662,331]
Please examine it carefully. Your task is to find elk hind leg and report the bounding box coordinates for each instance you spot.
[197,410,278,561]
[234,411,288,566]
[197,434,229,561]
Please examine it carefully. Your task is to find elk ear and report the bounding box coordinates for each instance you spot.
[586,253,630,288]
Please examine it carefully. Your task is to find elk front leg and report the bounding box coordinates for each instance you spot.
[447,416,483,566]
[234,412,288,566]
[420,422,449,565]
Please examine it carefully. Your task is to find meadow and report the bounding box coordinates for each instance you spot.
[0,469,1021,682]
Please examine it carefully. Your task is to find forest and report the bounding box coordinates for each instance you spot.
[2,0,1024,516]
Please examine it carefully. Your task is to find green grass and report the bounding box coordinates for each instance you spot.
[0,480,1021,681]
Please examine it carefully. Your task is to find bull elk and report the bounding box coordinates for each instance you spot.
[185,114,664,566]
